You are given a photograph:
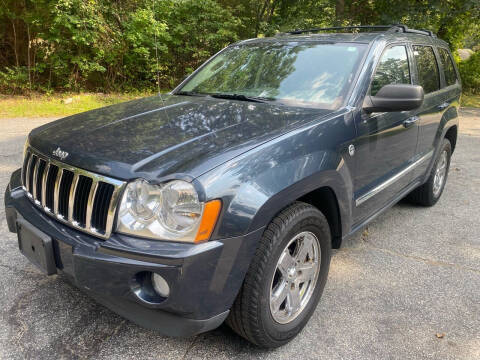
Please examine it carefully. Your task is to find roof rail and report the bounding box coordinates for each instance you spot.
[390,24,436,37]
[280,24,435,37]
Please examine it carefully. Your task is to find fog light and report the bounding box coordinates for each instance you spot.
[151,273,170,298]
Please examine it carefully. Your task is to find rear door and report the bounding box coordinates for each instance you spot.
[353,44,419,224]
[409,44,446,179]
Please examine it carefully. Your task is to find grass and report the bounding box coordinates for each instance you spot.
[0,92,154,118]
[0,91,479,118]
[462,93,480,108]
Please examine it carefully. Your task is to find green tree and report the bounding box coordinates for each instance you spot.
[0,0,478,94]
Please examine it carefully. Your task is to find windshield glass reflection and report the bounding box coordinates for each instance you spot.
[179,41,367,109]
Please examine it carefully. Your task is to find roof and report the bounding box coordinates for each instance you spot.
[238,28,449,48]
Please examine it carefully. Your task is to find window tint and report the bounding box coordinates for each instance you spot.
[438,48,457,86]
[413,45,440,93]
[371,46,410,96]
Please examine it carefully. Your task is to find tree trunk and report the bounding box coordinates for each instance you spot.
[26,24,32,90]
[255,0,270,36]
[11,20,20,67]
[335,0,345,26]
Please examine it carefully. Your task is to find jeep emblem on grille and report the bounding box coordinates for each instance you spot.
[52,147,69,160]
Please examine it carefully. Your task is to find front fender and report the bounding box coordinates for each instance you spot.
[197,111,356,240]
[247,164,352,237]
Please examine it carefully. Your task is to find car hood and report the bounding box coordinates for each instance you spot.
[29,95,334,181]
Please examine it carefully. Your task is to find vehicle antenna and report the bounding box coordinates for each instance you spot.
[152,0,170,120]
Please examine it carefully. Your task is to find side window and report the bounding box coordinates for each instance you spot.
[438,48,458,87]
[371,46,410,96]
[413,45,440,93]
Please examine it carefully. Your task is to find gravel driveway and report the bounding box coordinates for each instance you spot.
[0,110,479,359]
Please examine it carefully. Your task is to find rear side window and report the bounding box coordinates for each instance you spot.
[371,45,410,96]
[413,45,440,93]
[438,48,457,86]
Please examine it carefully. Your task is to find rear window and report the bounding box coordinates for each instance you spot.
[413,45,440,94]
[438,48,457,87]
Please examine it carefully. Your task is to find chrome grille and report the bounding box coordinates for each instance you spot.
[21,146,125,239]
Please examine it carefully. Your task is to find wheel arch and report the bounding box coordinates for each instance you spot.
[444,125,457,153]
[298,187,342,248]
[439,105,459,153]
[247,171,350,249]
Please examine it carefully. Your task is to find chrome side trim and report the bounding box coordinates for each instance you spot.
[21,144,125,239]
[355,150,434,206]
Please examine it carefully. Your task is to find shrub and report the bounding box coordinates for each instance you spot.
[0,67,31,94]
[0,0,240,93]
[458,51,480,94]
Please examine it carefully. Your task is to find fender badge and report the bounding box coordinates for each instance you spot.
[348,144,355,157]
[52,147,69,160]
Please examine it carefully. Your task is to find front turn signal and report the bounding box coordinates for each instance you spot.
[195,199,222,243]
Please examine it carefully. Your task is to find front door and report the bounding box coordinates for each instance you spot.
[353,44,419,225]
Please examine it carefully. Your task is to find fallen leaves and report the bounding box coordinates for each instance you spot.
[361,227,369,242]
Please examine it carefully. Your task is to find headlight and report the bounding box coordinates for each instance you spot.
[116,179,221,243]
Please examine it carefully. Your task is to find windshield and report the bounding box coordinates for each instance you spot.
[178,41,367,109]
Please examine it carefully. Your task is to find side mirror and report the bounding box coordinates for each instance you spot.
[363,84,424,113]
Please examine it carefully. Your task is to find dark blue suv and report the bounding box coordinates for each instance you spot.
[4,25,461,347]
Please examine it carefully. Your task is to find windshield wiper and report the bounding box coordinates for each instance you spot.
[176,91,207,97]
[209,93,273,103]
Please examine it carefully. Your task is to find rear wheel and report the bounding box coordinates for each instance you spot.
[407,138,452,206]
[226,202,331,348]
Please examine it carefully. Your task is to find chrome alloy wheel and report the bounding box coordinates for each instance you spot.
[269,231,321,324]
[433,150,448,197]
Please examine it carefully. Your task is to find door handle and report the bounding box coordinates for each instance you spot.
[438,102,450,110]
[403,116,419,128]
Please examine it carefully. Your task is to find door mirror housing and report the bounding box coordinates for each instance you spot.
[363,84,424,113]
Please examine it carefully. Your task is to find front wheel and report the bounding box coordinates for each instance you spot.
[407,138,452,206]
[226,202,331,348]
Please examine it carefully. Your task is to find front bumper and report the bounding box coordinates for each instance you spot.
[5,169,263,337]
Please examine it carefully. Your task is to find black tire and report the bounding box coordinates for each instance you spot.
[407,138,452,206]
[226,201,331,348]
